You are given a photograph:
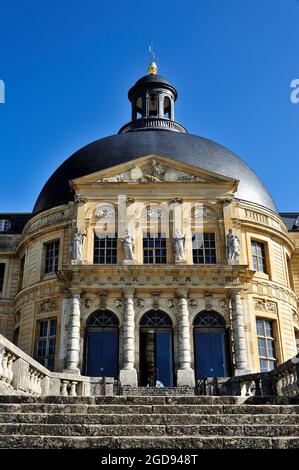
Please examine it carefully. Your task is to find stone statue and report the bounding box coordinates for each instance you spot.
[71,229,86,262]
[227,229,241,262]
[173,229,186,260]
[121,230,135,260]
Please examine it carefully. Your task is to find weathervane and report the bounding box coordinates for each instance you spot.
[147,43,158,75]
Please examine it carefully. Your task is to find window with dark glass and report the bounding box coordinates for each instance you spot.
[94,233,117,264]
[0,263,5,293]
[44,241,59,274]
[192,232,216,264]
[256,318,276,372]
[143,233,167,264]
[251,240,267,273]
[36,318,57,370]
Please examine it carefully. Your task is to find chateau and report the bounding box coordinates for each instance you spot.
[0,62,298,395]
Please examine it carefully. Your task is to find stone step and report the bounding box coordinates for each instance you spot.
[1,412,299,425]
[0,434,298,449]
[0,423,298,437]
[0,403,298,415]
[0,395,240,405]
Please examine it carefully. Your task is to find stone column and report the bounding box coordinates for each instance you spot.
[176,291,195,387]
[231,288,249,375]
[119,289,138,387]
[64,293,81,374]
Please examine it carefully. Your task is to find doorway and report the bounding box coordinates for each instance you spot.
[193,310,230,379]
[139,311,174,387]
[85,310,119,378]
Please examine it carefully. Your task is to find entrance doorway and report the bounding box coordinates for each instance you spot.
[85,310,119,378]
[193,310,230,379]
[139,311,174,387]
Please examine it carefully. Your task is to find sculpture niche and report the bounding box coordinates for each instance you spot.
[71,229,86,263]
[173,230,186,263]
[121,230,135,263]
[226,229,241,264]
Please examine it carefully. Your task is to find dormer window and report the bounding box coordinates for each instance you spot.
[0,220,11,232]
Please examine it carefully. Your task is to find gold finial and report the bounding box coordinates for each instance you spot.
[148,44,158,75]
[147,61,158,75]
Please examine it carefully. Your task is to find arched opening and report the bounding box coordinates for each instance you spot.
[193,310,230,379]
[148,93,158,117]
[163,96,171,119]
[139,310,174,387]
[85,310,119,378]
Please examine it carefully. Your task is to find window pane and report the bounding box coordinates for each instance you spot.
[193,233,216,264]
[260,359,268,372]
[258,338,267,357]
[256,319,264,336]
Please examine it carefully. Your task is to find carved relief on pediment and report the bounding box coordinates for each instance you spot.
[97,159,206,184]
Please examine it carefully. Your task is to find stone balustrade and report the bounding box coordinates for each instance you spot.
[197,353,299,397]
[0,334,114,396]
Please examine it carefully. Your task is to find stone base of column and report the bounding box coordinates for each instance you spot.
[175,259,187,265]
[123,259,138,265]
[177,368,195,388]
[234,368,250,377]
[119,368,138,387]
[63,368,81,375]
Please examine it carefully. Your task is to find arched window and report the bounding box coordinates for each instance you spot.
[139,310,174,387]
[87,311,119,327]
[193,310,230,379]
[148,93,158,116]
[163,96,171,119]
[140,310,172,327]
[193,310,226,327]
[85,310,119,377]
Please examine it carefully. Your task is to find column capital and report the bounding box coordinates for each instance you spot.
[122,288,135,299]
[176,289,188,300]
[230,287,242,296]
[69,290,81,299]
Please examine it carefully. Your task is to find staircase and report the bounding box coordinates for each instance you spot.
[0,395,298,449]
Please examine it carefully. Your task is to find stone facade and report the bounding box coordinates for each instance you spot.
[0,153,298,389]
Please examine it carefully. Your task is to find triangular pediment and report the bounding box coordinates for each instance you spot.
[71,155,239,188]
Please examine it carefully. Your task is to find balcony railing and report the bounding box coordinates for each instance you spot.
[118,117,187,134]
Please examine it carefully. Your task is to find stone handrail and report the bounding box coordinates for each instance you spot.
[198,353,299,397]
[0,334,114,396]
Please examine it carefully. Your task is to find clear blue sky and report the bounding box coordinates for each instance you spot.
[0,0,298,213]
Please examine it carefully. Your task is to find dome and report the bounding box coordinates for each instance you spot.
[33,130,277,214]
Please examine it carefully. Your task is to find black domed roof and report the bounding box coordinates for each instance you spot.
[33,130,277,214]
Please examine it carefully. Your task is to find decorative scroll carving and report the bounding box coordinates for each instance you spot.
[166,299,177,309]
[188,299,198,308]
[192,206,216,219]
[254,299,277,314]
[135,298,146,309]
[113,298,123,309]
[99,290,108,310]
[74,192,87,204]
[151,290,161,310]
[39,299,57,313]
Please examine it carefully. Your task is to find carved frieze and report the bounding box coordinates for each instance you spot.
[38,299,57,313]
[254,299,277,314]
[98,159,205,184]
